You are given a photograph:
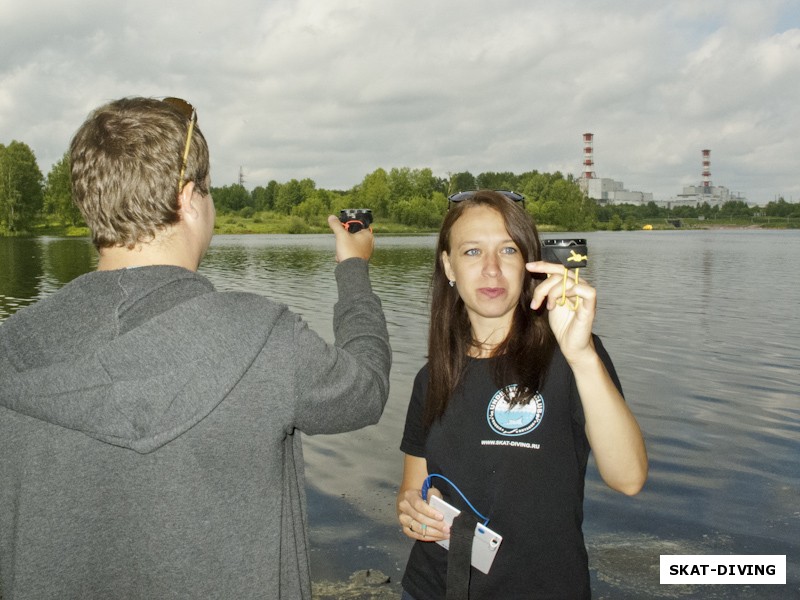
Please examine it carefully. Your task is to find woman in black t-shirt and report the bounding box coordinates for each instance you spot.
[396,190,648,599]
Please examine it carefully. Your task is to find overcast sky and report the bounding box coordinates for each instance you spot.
[1,0,798,203]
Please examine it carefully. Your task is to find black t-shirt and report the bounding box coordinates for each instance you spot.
[400,337,622,600]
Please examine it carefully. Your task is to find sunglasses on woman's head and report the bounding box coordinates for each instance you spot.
[161,97,197,193]
[447,190,526,209]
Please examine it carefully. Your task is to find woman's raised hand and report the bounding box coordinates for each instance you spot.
[527,261,597,363]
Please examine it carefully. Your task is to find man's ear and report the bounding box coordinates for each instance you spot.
[177,181,198,220]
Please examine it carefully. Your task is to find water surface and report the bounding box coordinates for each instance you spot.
[1,231,798,598]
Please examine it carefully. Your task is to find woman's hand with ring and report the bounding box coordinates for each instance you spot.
[397,488,450,542]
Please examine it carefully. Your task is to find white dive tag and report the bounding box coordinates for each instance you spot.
[429,495,503,574]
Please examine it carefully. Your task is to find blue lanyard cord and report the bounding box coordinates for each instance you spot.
[422,473,490,526]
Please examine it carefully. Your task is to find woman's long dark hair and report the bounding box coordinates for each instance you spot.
[423,190,556,428]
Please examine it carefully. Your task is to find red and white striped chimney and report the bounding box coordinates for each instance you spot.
[583,133,595,179]
[702,149,711,188]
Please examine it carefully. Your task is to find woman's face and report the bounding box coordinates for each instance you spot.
[442,205,525,340]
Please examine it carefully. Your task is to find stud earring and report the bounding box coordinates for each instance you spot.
[448,280,455,288]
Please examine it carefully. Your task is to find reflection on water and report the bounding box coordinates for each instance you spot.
[585,230,800,598]
[0,237,97,320]
[1,231,798,596]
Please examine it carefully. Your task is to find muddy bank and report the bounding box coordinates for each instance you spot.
[313,570,401,599]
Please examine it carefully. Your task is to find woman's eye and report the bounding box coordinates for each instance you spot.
[501,247,518,255]
[465,248,480,256]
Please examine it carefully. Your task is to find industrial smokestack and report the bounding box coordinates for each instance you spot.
[702,149,711,190]
[583,133,595,179]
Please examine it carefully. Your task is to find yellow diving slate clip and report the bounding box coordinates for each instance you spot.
[541,239,588,311]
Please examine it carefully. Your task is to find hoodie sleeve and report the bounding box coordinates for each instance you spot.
[290,258,391,435]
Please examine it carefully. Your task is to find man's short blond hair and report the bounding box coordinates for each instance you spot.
[70,97,210,249]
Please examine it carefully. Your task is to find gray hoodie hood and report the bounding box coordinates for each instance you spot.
[0,266,285,453]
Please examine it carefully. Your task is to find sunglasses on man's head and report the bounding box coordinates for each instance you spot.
[161,97,197,193]
[447,190,526,209]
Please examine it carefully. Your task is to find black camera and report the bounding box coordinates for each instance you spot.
[541,239,588,268]
[339,208,373,233]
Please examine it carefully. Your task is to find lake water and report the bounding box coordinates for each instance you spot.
[1,230,798,598]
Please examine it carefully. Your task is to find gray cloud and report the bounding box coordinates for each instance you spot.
[1,0,798,203]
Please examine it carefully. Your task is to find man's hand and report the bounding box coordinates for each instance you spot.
[328,214,374,262]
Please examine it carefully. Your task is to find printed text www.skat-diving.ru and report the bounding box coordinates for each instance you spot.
[481,440,541,450]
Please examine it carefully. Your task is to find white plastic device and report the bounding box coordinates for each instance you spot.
[429,494,503,574]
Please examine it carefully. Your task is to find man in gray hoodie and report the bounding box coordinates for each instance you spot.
[0,97,391,599]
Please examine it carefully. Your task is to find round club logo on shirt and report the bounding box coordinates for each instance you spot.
[486,385,545,436]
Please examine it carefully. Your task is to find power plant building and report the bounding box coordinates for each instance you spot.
[666,149,748,207]
[577,133,653,205]
[577,135,747,207]
[668,184,743,206]
[582,178,653,204]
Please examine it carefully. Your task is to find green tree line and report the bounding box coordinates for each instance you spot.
[2,139,799,235]
[201,167,602,232]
